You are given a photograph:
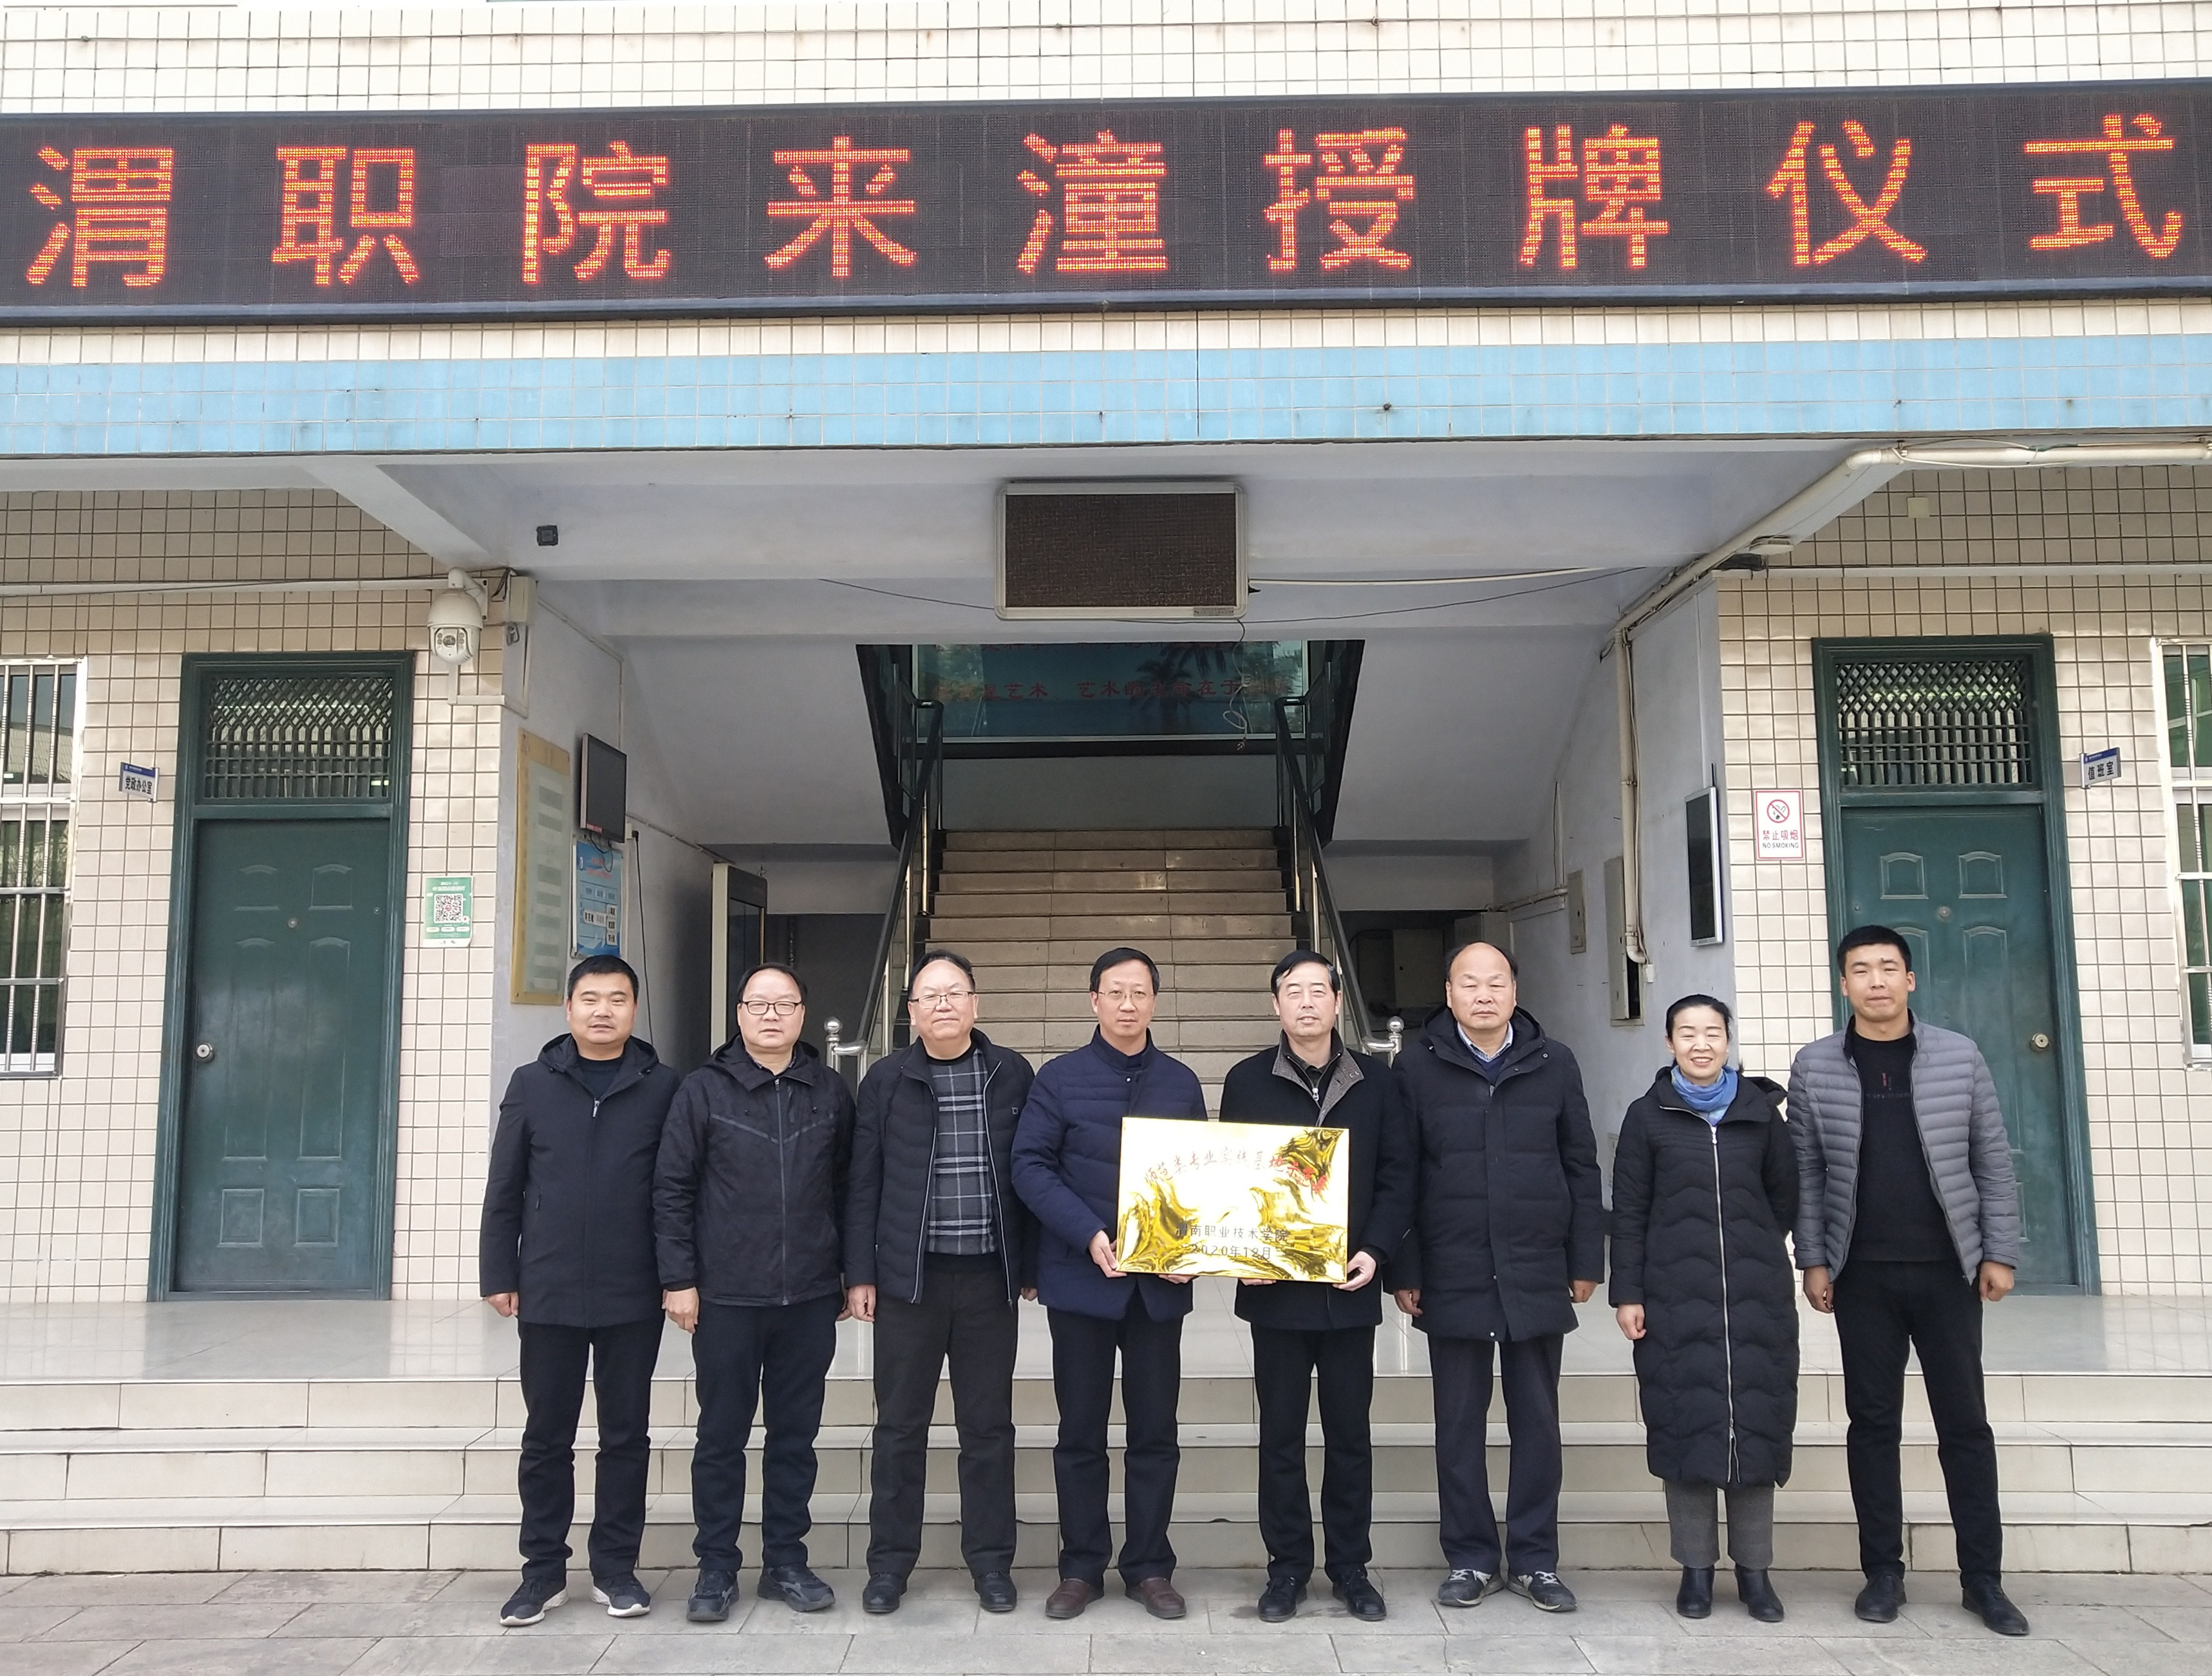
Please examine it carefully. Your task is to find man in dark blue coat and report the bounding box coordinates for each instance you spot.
[1392,942,1605,1615]
[480,955,681,1630]
[1011,945,1205,1623]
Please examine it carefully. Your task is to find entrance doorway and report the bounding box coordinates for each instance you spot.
[1815,639,2097,1292]
[153,656,412,1298]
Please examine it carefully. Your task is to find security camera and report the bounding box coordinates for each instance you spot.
[427,568,489,667]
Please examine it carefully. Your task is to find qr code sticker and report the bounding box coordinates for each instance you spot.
[432,892,467,924]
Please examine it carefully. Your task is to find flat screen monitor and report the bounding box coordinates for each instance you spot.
[578,734,628,841]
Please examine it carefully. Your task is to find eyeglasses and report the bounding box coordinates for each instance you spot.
[739,998,802,1018]
[910,988,975,1009]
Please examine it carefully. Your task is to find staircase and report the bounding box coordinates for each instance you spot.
[923,828,1295,1094]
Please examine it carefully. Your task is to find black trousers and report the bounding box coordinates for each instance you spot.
[690,1293,841,1572]
[867,1262,1020,1579]
[1430,1332,1565,1576]
[1251,1322,1376,1585]
[1833,1258,2004,1585]
[1048,1303,1182,1588]
[516,1316,662,1583]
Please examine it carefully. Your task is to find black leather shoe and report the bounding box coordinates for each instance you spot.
[1676,1567,1713,1619]
[1257,1576,1305,1622]
[1963,1579,2030,1637]
[759,1564,836,1613]
[1736,1567,1785,1623]
[974,1572,1017,1613]
[1855,1572,1907,1623]
[861,1573,903,1614]
[686,1568,737,1623]
[1332,1570,1387,1621]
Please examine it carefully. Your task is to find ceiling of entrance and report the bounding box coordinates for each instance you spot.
[9,436,1857,853]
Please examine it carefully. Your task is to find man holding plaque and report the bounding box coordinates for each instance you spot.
[1393,942,1604,1615]
[1219,951,1418,1623]
[1011,946,1206,1623]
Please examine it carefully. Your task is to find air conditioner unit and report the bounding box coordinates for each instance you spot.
[997,481,1244,620]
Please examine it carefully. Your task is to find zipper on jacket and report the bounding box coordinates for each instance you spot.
[910,1067,944,1306]
[776,1075,792,1306]
[1710,1121,1739,1484]
[975,1058,1018,1303]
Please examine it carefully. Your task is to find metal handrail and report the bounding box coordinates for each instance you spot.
[829,700,944,1086]
[1274,698,1402,1063]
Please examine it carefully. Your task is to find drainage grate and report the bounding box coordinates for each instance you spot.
[1831,654,2038,789]
[200,671,398,801]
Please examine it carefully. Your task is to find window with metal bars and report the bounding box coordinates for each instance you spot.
[200,671,397,802]
[1830,654,2038,790]
[0,662,77,1075]
[2161,644,2212,1054]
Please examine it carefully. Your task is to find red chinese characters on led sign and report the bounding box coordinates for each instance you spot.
[1018,131,1168,275]
[1263,129,1416,273]
[523,140,671,284]
[2024,113,2184,258]
[1765,120,1926,266]
[272,147,420,286]
[764,136,918,279]
[1519,123,1669,270]
[25,146,174,288]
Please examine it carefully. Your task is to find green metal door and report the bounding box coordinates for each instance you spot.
[174,819,393,1293]
[1837,804,2076,1289]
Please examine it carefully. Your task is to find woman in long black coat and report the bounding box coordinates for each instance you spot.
[1610,994,1798,1624]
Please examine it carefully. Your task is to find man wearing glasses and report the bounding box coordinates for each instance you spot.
[843,949,1037,1615]
[1012,946,1206,1623]
[655,962,854,1623]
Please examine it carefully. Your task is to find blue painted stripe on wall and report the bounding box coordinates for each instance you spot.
[3,333,2209,453]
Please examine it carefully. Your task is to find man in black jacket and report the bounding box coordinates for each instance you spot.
[1392,942,1604,1615]
[655,962,854,1622]
[1219,951,1417,1625]
[843,949,1037,1616]
[480,955,681,1629]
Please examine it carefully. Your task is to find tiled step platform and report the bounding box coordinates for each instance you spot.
[5,1290,2212,1575]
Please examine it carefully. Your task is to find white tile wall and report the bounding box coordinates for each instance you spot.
[0,490,501,1302]
[0,2,2203,113]
[1723,465,2212,1294]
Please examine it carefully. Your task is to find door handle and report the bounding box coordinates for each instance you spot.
[2029,1032,2052,1052]
[194,1042,216,1063]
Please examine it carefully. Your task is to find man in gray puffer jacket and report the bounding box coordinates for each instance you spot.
[1789,925,2027,1639]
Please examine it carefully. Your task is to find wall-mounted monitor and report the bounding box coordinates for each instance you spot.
[1685,785,1725,947]
[578,734,628,841]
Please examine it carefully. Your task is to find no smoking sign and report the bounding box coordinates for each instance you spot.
[1756,790,1804,860]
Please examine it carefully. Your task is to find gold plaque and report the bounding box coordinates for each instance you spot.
[1114,1117,1350,1281]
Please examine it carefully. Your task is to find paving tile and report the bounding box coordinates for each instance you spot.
[5,1577,239,1607]
[1817,1638,2103,1675]
[2124,1606,2212,1638]
[823,1632,1092,1671]
[2068,1646,2212,1676]
[344,1632,614,1674]
[1575,1635,1851,1673]
[211,1572,460,1605]
[1897,1602,2175,1641]
[1439,1599,1688,1637]
[1091,1631,1344,1671]
[0,1606,86,1642]
[8,1646,138,1676]
[101,1639,374,1675]
[590,1634,854,1673]
[36,1605,306,1642]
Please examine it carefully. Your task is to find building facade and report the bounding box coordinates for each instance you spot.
[5,2,2212,1305]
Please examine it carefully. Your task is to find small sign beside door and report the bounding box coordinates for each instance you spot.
[117,761,157,800]
[1755,790,1804,860]
[422,876,474,945]
[2080,747,2123,787]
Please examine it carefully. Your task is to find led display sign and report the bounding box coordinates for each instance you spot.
[5,82,2208,322]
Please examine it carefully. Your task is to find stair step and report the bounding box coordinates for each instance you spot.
[938,871,1282,895]
[946,830,1274,850]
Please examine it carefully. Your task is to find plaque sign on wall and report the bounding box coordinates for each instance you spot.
[5,81,2210,322]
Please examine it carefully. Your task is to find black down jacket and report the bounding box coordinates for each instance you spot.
[1608,1068,1800,1488]
[478,1034,682,1327]
[653,1039,854,1308]
[842,1031,1038,1308]
[1392,1007,1606,1342]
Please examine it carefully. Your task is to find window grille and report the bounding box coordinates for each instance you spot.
[200,671,397,802]
[2162,645,2212,1053]
[1,662,77,1075]
[1831,654,2038,789]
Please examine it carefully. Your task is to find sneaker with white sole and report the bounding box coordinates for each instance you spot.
[499,1576,567,1626]
[1436,1569,1498,1608]
[1510,1571,1578,1612]
[592,1576,651,1618]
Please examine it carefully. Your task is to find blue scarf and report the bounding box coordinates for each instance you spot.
[1671,1064,1738,1123]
